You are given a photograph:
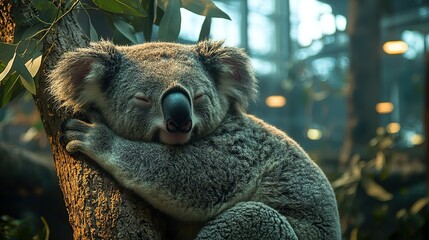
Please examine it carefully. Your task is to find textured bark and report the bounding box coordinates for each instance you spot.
[11,1,165,239]
[0,0,14,43]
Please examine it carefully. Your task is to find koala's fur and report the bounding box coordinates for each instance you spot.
[48,40,341,239]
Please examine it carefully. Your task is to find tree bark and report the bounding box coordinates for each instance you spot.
[0,0,14,43]
[11,1,165,239]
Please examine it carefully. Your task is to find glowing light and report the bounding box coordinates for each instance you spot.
[376,102,394,114]
[386,123,401,134]
[307,128,322,140]
[410,134,424,145]
[383,41,409,55]
[335,15,347,31]
[265,95,286,108]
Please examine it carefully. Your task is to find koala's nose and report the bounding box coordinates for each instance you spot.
[162,90,193,133]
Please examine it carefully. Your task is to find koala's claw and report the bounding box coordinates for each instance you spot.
[60,119,93,154]
[60,116,113,156]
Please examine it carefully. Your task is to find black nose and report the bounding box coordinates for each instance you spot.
[161,90,192,133]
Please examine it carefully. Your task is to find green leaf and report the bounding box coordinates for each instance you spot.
[0,52,16,82]
[92,0,147,17]
[411,197,429,214]
[89,22,99,41]
[0,41,39,97]
[198,17,212,41]
[32,0,59,23]
[113,17,138,44]
[20,24,47,40]
[158,0,181,42]
[25,55,42,77]
[16,39,41,62]
[363,178,393,201]
[112,28,132,45]
[16,59,36,95]
[132,16,153,42]
[154,6,165,26]
[36,217,50,240]
[139,0,155,41]
[181,0,230,19]
[0,73,25,107]
[0,42,17,61]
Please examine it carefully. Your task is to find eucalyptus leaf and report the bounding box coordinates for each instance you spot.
[198,17,212,41]
[0,52,16,82]
[25,55,43,77]
[1,74,24,107]
[113,17,138,44]
[0,41,38,94]
[32,0,59,23]
[4,53,37,94]
[0,42,17,62]
[411,197,429,214]
[92,0,147,17]
[158,0,181,42]
[37,217,50,240]
[16,58,36,95]
[139,0,155,41]
[112,28,133,45]
[132,16,153,42]
[154,6,165,26]
[16,39,41,62]
[21,24,47,40]
[181,0,230,19]
[89,22,99,41]
[363,178,393,202]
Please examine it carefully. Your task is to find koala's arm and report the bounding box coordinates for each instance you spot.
[61,116,260,222]
[62,115,340,239]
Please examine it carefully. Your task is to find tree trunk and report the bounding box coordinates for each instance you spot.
[340,0,382,166]
[0,0,14,43]
[11,1,165,239]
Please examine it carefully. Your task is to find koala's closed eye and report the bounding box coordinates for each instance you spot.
[133,92,152,107]
[193,93,204,101]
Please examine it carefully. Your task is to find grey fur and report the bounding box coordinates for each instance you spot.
[48,40,341,239]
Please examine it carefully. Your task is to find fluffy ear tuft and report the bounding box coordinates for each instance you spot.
[47,41,121,112]
[196,40,258,109]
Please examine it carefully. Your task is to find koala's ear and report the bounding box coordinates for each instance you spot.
[47,41,121,112]
[195,41,258,109]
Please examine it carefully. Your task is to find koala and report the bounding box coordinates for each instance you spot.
[47,40,341,240]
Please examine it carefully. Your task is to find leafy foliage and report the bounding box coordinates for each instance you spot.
[0,215,49,240]
[333,130,429,239]
[0,0,230,108]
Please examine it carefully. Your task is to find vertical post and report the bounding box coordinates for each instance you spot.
[240,0,248,50]
[276,0,291,74]
[340,0,382,166]
[424,44,429,197]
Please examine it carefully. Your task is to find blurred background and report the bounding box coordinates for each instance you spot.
[1,0,429,239]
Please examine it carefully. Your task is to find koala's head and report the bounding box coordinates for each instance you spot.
[48,40,257,145]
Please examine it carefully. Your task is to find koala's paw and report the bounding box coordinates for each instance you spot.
[196,202,297,240]
[60,113,113,157]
